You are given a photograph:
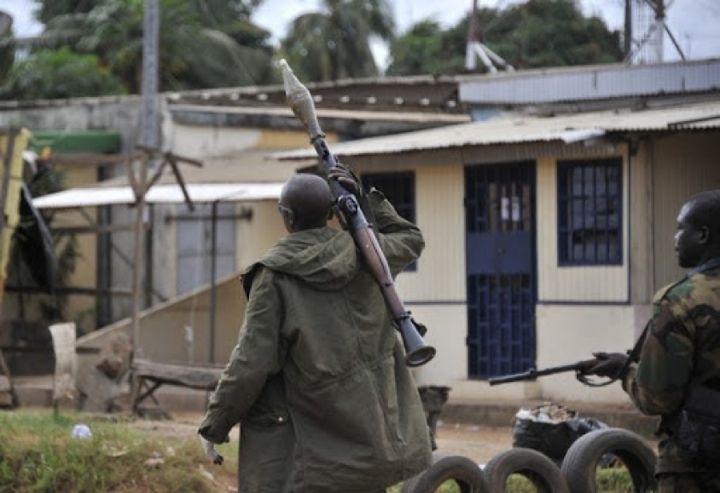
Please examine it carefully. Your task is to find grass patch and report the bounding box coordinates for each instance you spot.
[388,480,460,492]
[498,467,634,493]
[0,410,236,493]
[389,465,634,493]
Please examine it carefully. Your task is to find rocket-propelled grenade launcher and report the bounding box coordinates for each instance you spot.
[279,59,436,367]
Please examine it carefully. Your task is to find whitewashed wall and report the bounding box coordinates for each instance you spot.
[650,132,720,291]
[535,304,643,403]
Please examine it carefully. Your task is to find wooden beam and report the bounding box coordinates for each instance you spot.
[5,285,133,297]
[135,145,203,167]
[50,223,148,235]
[171,152,203,168]
[166,155,195,212]
[144,157,169,192]
[127,155,140,201]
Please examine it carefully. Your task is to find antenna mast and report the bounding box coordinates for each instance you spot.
[626,0,685,64]
[465,0,513,73]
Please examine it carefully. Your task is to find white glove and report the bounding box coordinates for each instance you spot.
[199,435,224,465]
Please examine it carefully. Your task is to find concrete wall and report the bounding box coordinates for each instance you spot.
[57,164,101,334]
[78,272,246,365]
[535,304,640,403]
[629,140,654,305]
[170,123,338,159]
[0,97,142,152]
[650,132,720,291]
[236,201,286,271]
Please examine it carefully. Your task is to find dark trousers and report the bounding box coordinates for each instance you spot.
[657,472,720,493]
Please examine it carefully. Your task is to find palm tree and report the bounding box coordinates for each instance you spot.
[280,0,395,82]
[35,0,275,92]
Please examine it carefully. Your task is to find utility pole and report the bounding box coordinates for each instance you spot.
[141,0,160,151]
[131,0,160,359]
[624,0,633,59]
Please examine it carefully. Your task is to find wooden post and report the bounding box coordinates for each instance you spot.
[130,154,148,359]
[0,128,17,303]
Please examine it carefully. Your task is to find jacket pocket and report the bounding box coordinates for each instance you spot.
[245,410,290,428]
[244,374,289,427]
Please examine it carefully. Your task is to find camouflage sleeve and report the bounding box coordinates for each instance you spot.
[366,188,425,277]
[622,296,694,416]
[198,267,286,443]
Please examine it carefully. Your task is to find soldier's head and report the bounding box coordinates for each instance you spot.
[278,173,333,233]
[675,190,720,268]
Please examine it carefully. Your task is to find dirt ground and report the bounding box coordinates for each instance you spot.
[131,413,513,491]
[133,414,513,465]
[434,422,513,465]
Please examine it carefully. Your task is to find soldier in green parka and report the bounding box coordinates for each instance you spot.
[585,190,720,492]
[198,170,432,493]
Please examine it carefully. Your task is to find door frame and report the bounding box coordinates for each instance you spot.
[464,161,538,379]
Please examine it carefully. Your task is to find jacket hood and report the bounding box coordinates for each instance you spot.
[256,227,358,291]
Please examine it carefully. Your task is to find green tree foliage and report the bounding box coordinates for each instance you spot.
[387,0,623,76]
[0,11,14,85]
[385,20,452,77]
[28,0,274,94]
[34,0,99,25]
[280,0,395,82]
[0,47,125,100]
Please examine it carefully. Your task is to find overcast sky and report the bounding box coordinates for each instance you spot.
[2,0,719,69]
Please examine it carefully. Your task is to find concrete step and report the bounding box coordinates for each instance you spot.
[441,399,658,438]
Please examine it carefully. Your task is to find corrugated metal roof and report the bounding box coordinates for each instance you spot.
[459,58,720,104]
[170,104,470,124]
[274,100,720,160]
[33,183,284,210]
[90,150,306,188]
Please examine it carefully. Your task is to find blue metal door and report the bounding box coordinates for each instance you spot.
[465,162,536,379]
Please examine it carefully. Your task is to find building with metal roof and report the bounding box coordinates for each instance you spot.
[275,99,720,160]
[5,58,720,409]
[273,94,720,405]
[458,58,720,116]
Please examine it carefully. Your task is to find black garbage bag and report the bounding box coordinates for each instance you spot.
[512,403,607,463]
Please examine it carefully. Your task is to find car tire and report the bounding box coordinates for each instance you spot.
[401,451,489,493]
[484,447,570,493]
[560,428,656,493]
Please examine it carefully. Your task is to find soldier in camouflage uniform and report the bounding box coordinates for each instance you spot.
[586,190,720,492]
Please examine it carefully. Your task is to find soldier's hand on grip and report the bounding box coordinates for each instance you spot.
[327,162,362,197]
[583,352,628,378]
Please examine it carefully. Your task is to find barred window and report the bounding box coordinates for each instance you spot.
[557,159,622,265]
[361,171,416,271]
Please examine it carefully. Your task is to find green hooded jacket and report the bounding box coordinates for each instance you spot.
[199,190,432,492]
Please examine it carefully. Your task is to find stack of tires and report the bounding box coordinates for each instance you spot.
[401,428,656,492]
